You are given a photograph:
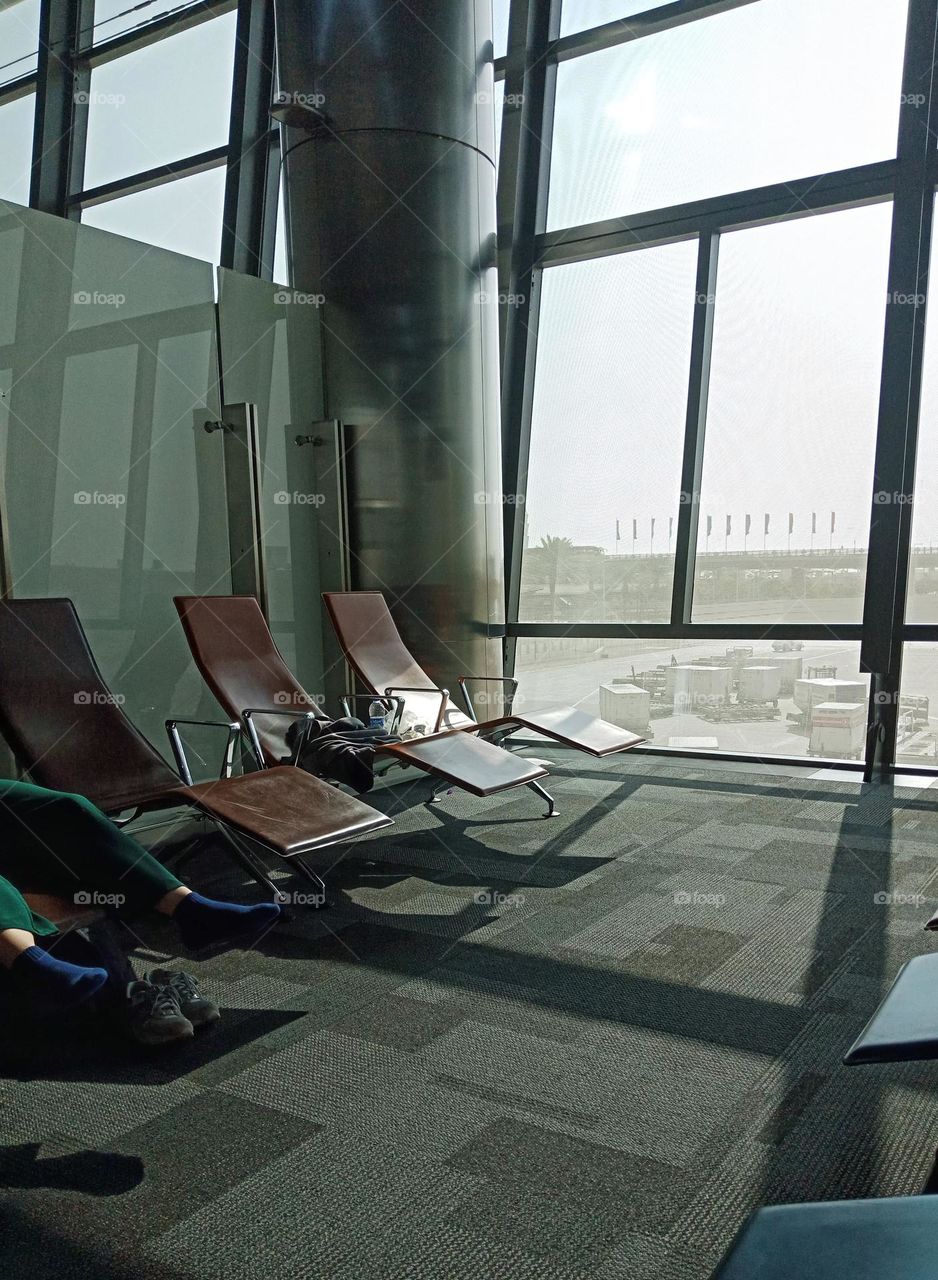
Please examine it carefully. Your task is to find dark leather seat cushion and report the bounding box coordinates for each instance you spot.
[185,766,393,857]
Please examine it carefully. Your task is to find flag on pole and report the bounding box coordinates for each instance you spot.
[830,511,835,534]
[788,512,794,534]
[650,517,655,539]
[811,512,817,535]
[669,516,673,539]
[632,519,637,540]
[726,514,732,536]
[616,519,621,542]
[764,513,770,534]
[745,514,751,536]
[706,515,712,537]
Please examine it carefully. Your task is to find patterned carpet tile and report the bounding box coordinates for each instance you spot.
[6,756,938,1279]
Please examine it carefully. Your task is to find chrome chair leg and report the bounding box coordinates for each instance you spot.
[527,779,559,818]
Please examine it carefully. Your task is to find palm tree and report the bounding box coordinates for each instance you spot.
[539,535,573,621]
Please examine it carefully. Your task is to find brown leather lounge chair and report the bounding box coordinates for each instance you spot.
[0,598,392,904]
[173,594,557,815]
[322,590,647,762]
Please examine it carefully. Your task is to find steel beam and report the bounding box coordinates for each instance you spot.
[498,0,562,664]
[30,0,90,215]
[671,233,719,624]
[220,0,276,277]
[860,0,938,780]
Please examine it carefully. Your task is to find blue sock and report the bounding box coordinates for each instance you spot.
[10,946,109,1012]
[173,892,281,951]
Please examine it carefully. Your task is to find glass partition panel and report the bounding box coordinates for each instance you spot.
[693,202,893,624]
[519,239,698,623]
[515,636,867,761]
[216,269,330,700]
[0,200,231,762]
[548,0,907,229]
[0,94,35,204]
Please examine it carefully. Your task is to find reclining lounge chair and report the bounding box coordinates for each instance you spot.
[0,598,392,902]
[173,594,557,815]
[322,590,647,761]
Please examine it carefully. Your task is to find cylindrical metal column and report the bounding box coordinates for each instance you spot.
[274,0,503,690]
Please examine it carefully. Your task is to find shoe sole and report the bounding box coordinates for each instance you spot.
[184,1006,221,1029]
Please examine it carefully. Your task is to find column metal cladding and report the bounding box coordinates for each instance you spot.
[274,0,504,689]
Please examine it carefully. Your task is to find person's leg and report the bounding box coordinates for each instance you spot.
[0,780,280,950]
[0,873,108,1010]
[0,780,183,915]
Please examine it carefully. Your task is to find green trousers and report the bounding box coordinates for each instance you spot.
[0,780,182,938]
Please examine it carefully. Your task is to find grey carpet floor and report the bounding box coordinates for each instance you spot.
[3,752,938,1279]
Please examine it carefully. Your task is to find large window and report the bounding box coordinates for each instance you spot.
[90,0,199,45]
[515,636,867,762]
[561,3,673,37]
[907,202,938,623]
[0,0,40,83]
[83,13,237,190]
[81,168,228,264]
[548,0,907,228]
[520,239,699,623]
[693,203,893,624]
[500,0,938,773]
[493,0,511,58]
[0,94,35,205]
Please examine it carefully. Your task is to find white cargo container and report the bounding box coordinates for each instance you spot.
[765,653,803,692]
[671,665,731,712]
[794,677,868,714]
[738,666,782,703]
[599,683,651,734]
[808,702,865,759]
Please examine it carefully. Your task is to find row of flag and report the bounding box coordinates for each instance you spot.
[614,514,837,540]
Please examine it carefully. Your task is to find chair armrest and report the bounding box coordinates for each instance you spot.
[240,707,321,769]
[456,675,519,720]
[165,718,242,786]
[384,686,449,734]
[339,692,405,732]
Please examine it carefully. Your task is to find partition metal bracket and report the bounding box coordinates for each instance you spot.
[215,401,267,613]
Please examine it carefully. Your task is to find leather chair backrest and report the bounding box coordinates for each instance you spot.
[0,598,180,810]
[322,591,472,731]
[175,595,325,764]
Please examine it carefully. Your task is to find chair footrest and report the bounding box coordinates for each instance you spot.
[186,766,392,857]
[508,706,646,757]
[384,730,547,797]
[843,953,938,1064]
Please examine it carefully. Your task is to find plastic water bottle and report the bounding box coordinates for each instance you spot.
[368,700,387,730]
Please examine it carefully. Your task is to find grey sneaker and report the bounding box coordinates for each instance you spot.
[126,979,194,1046]
[145,969,220,1029]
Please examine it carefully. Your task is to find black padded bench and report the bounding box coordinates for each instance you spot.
[714,1196,938,1279]
[844,954,938,1065]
